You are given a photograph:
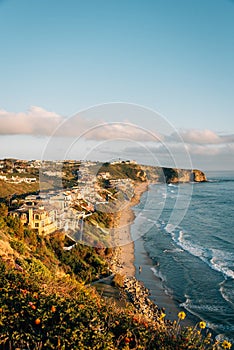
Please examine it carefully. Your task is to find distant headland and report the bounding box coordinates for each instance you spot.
[0,158,207,197]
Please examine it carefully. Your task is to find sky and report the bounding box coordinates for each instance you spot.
[0,0,234,170]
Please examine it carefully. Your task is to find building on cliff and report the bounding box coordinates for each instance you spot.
[10,202,57,235]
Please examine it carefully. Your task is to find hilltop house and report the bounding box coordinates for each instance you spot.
[10,203,57,235]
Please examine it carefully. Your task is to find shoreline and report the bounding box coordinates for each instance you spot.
[113,181,149,277]
[115,180,181,320]
[114,180,199,326]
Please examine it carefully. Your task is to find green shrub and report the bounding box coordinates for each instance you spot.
[9,238,26,254]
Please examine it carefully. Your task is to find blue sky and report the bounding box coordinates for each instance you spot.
[0,0,234,170]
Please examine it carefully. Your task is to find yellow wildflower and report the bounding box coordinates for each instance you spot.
[199,321,206,329]
[222,340,232,349]
[178,311,186,320]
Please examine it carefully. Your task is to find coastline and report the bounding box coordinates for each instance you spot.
[114,180,198,326]
[133,231,182,321]
[113,181,149,277]
[114,180,180,318]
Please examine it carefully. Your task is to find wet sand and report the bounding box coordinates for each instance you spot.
[134,235,181,321]
[115,181,197,325]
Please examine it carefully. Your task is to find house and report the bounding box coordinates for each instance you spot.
[97,172,111,180]
[10,204,57,235]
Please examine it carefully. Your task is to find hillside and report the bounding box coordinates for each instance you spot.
[1,159,225,349]
[0,203,229,349]
[95,162,207,184]
[0,159,207,200]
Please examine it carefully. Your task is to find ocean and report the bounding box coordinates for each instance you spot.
[132,171,234,342]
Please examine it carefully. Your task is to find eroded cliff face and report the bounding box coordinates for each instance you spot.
[192,169,207,182]
[103,164,207,184]
[161,168,207,184]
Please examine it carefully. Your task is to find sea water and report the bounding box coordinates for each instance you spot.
[132,171,234,342]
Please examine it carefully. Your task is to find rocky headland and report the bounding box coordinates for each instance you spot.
[140,165,207,184]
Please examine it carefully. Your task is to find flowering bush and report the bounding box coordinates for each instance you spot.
[0,205,232,350]
[0,262,232,349]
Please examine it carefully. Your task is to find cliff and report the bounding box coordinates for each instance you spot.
[139,165,207,184]
[97,163,207,185]
[161,168,207,184]
[192,169,207,182]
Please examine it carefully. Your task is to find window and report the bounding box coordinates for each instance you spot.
[35,214,40,220]
[35,223,39,228]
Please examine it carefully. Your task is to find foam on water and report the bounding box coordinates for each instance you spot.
[151,266,167,283]
[164,223,175,233]
[181,299,227,313]
[179,297,217,331]
[219,281,234,306]
[144,217,158,224]
[151,267,174,298]
[134,173,234,341]
[210,249,234,280]
[160,222,234,281]
[163,248,183,253]
[179,296,234,341]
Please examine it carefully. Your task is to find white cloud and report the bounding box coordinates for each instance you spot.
[169,129,234,144]
[186,144,223,156]
[0,106,233,170]
[124,142,234,157]
[0,106,63,135]
[0,107,233,149]
[0,107,162,141]
[84,122,162,141]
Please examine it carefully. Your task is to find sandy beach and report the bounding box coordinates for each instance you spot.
[116,181,200,326]
[114,181,149,277]
[113,180,197,324]
[94,178,201,330]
